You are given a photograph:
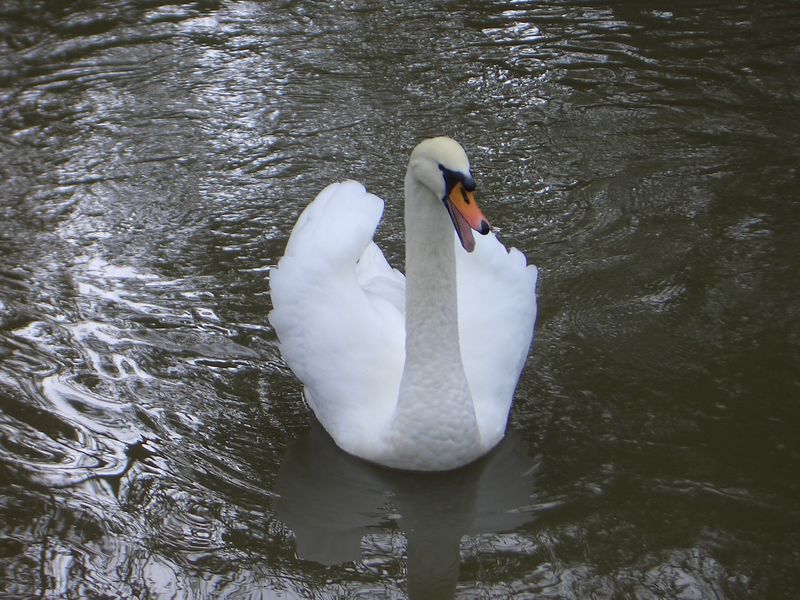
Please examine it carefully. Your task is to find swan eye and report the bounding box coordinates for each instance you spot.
[438,164,475,196]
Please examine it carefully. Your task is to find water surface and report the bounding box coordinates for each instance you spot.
[1,1,799,598]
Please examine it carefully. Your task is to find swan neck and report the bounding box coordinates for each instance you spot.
[384,173,480,470]
[402,176,461,354]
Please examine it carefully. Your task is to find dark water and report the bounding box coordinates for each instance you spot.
[1,0,799,597]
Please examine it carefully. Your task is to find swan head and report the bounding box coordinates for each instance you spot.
[407,137,491,252]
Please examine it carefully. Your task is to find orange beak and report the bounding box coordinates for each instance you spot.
[443,181,491,253]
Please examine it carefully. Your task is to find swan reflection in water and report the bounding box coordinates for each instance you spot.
[275,420,538,599]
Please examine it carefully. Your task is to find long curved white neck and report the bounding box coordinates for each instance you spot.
[402,176,462,365]
[385,173,480,470]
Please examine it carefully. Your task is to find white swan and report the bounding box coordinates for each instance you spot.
[269,137,537,471]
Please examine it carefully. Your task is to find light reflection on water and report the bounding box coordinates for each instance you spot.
[1,0,799,598]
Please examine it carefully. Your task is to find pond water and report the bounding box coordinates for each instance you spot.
[1,1,799,598]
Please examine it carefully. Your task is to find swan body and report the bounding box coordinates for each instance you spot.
[269,138,537,471]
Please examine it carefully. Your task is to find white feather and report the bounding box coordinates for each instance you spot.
[269,139,537,470]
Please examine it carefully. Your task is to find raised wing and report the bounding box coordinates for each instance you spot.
[269,182,405,453]
[455,231,538,448]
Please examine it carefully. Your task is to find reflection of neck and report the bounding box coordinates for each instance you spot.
[400,461,482,600]
[406,528,460,600]
[386,173,479,470]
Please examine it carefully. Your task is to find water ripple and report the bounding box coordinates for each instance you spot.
[2,0,799,597]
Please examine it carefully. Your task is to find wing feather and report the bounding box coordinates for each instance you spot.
[269,182,405,455]
[456,231,538,447]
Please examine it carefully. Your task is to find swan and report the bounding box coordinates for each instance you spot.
[269,137,537,471]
